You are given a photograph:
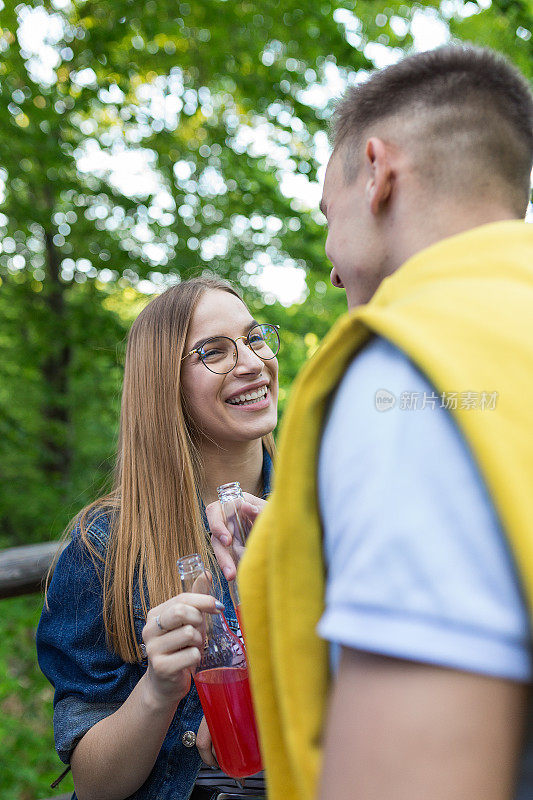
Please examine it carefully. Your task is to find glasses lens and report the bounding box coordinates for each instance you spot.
[248,325,280,359]
[199,337,237,374]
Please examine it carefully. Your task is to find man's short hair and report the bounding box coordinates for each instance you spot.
[331,45,533,215]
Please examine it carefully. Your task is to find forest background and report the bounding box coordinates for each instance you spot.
[0,0,531,797]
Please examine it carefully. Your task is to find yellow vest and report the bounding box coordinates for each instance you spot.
[239,220,533,800]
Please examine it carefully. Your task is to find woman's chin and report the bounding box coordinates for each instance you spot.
[229,412,277,442]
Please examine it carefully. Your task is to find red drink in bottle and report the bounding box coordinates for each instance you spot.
[235,603,245,640]
[194,667,262,777]
[177,554,263,779]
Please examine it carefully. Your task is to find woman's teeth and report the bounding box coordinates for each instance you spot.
[226,386,268,406]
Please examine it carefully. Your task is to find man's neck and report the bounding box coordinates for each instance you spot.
[199,437,265,505]
[388,204,518,277]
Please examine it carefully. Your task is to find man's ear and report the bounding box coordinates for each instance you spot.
[364,137,393,215]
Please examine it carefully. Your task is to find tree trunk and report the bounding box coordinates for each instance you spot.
[41,226,72,488]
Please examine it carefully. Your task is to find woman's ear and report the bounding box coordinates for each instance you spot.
[364,137,393,216]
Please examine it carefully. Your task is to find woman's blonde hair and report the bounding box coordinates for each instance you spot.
[52,276,275,662]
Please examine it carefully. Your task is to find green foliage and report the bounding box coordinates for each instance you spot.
[0,595,74,799]
[1,0,531,544]
[450,0,532,79]
[0,276,126,546]
[0,1,531,796]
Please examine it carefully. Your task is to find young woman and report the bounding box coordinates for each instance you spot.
[37,276,280,800]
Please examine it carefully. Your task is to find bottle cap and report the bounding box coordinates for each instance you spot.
[177,553,204,578]
[217,481,243,502]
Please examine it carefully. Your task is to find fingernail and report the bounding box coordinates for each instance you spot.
[215,600,225,611]
[222,536,231,546]
[249,505,259,512]
[223,568,233,580]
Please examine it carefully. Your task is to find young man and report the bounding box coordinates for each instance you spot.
[236,45,533,800]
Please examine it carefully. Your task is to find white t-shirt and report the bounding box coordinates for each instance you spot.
[317,336,533,797]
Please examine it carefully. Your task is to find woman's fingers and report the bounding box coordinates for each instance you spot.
[206,500,233,548]
[157,591,222,617]
[207,495,268,580]
[142,594,224,706]
[149,645,203,677]
[241,493,266,515]
[206,499,237,578]
[196,716,219,767]
[145,593,221,637]
[148,623,203,654]
[144,622,204,676]
[143,594,221,684]
[211,533,237,581]
[154,605,203,636]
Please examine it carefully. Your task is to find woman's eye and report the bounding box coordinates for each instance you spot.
[248,334,265,344]
[201,348,224,360]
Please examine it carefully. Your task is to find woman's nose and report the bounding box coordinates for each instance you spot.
[233,340,263,373]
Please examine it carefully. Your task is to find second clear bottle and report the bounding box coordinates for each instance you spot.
[177,553,262,778]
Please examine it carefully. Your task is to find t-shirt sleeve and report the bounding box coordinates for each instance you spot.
[36,521,142,763]
[317,337,532,682]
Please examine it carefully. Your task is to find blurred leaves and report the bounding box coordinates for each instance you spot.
[0,0,530,539]
[0,4,531,790]
[0,0,531,539]
[0,595,75,798]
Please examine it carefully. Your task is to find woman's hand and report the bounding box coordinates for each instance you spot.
[142,593,221,708]
[196,716,219,767]
[206,493,267,580]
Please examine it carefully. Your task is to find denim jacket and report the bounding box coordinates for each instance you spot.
[36,451,272,800]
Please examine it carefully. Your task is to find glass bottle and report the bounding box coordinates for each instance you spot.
[177,554,262,778]
[216,481,253,634]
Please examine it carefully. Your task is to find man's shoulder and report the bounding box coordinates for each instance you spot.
[338,336,430,398]
[324,335,433,439]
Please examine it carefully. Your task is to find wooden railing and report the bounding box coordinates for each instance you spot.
[0,541,66,599]
[1,541,71,799]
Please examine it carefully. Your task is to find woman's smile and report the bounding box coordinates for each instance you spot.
[225,382,270,409]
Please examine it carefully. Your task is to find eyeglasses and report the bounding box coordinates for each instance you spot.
[182,324,280,374]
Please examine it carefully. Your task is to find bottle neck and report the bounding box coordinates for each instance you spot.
[177,554,210,594]
[177,554,222,649]
[217,481,243,504]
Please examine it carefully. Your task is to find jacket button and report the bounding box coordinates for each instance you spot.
[182,730,196,747]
